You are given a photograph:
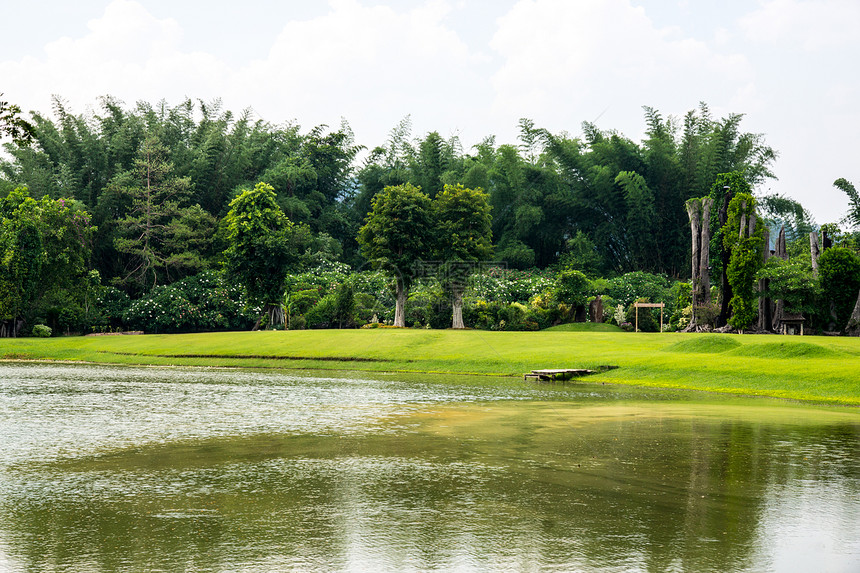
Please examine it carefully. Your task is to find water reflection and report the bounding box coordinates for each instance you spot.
[1,364,858,571]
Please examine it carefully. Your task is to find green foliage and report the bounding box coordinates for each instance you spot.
[0,94,34,144]
[123,271,254,333]
[833,178,860,229]
[818,247,860,328]
[223,182,306,322]
[111,136,200,292]
[31,324,51,338]
[0,187,94,331]
[604,271,673,308]
[625,299,660,332]
[557,231,600,276]
[722,193,764,330]
[553,269,591,308]
[94,287,131,329]
[756,257,820,316]
[433,184,493,264]
[357,183,433,286]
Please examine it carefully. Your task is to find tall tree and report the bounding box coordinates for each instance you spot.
[433,184,493,328]
[223,182,307,329]
[357,183,433,327]
[112,136,206,293]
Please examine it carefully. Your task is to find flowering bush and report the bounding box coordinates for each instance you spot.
[466,267,555,304]
[123,271,256,333]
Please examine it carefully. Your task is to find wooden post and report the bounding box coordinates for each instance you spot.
[634,302,665,333]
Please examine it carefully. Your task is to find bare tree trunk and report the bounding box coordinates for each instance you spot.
[758,227,771,331]
[686,199,701,329]
[716,193,733,328]
[772,226,788,332]
[451,286,465,329]
[394,280,407,327]
[846,289,860,336]
[810,231,820,277]
[700,198,713,303]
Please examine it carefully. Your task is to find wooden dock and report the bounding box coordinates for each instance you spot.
[523,366,618,382]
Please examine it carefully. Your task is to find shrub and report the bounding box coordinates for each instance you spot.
[304,294,338,329]
[123,271,255,333]
[32,324,52,337]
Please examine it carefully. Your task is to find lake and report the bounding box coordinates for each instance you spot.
[1,363,858,572]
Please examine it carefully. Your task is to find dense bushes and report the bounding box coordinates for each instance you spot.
[818,247,860,329]
[123,272,255,333]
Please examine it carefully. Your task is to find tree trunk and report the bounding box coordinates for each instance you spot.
[686,199,701,328]
[716,193,733,328]
[758,227,771,331]
[846,289,860,336]
[394,280,407,327]
[700,198,713,303]
[451,286,465,329]
[589,295,604,324]
[810,231,820,277]
[772,226,788,332]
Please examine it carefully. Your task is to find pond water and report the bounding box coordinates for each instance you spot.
[0,363,858,572]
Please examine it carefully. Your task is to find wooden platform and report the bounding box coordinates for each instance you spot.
[523,366,618,382]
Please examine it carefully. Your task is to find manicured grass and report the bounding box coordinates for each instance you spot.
[542,322,623,332]
[2,329,859,405]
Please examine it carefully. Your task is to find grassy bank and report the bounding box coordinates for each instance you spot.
[2,328,860,405]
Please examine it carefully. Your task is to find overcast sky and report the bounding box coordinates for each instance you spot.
[2,0,858,224]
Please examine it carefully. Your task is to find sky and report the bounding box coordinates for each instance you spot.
[2,0,858,224]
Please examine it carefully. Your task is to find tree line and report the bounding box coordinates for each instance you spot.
[1,96,858,336]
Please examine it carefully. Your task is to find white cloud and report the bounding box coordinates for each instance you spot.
[739,0,860,51]
[1,0,227,112]
[488,0,757,136]
[0,0,487,145]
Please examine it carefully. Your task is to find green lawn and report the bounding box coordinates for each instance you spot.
[2,329,859,405]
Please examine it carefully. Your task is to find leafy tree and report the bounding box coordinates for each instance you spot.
[756,257,819,319]
[723,193,764,330]
[433,184,493,328]
[833,178,860,229]
[0,94,34,144]
[223,182,307,329]
[0,188,94,336]
[357,183,433,327]
[112,136,207,293]
[616,171,657,270]
[818,247,860,330]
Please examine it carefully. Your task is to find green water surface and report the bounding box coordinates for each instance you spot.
[1,363,858,572]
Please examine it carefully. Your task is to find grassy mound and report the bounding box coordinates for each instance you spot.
[664,335,742,354]
[730,341,842,359]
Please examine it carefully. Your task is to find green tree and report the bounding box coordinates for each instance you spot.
[433,184,493,328]
[0,188,94,336]
[112,136,206,293]
[223,182,306,329]
[357,183,433,327]
[723,193,764,330]
[833,178,860,229]
[818,247,860,330]
[0,94,34,144]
